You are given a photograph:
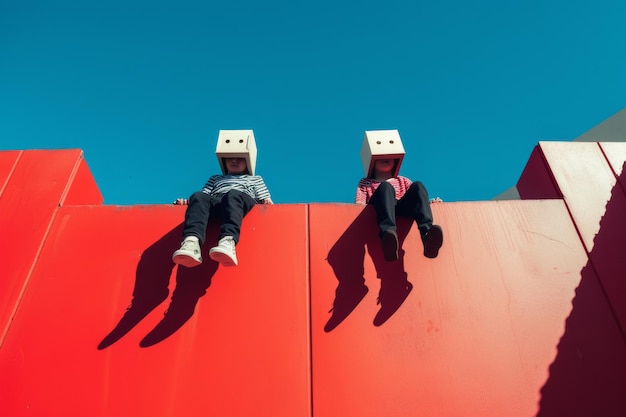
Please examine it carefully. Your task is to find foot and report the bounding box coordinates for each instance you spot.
[172,238,202,267]
[423,225,443,258]
[209,236,238,266]
[381,230,399,262]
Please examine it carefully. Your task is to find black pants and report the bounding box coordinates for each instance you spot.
[368,181,433,240]
[182,190,256,245]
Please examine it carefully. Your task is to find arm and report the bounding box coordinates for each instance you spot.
[201,176,217,195]
[400,176,413,188]
[355,178,368,205]
[253,176,272,203]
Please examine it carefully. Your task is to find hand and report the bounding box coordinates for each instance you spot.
[173,198,189,205]
[262,198,274,205]
[429,197,443,203]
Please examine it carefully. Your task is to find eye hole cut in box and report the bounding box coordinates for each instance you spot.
[360,129,406,178]
[216,130,258,175]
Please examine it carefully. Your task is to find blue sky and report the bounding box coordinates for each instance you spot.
[1,0,625,205]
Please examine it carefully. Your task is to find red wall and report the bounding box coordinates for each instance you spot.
[1,144,626,416]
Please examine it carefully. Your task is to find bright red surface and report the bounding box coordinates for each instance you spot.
[1,203,310,417]
[2,146,626,416]
[309,201,626,417]
[0,150,20,195]
[62,155,103,205]
[0,149,85,345]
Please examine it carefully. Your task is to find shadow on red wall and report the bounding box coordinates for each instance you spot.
[98,222,220,349]
[537,161,626,416]
[325,206,415,331]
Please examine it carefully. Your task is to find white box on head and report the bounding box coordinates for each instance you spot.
[216,130,258,175]
[360,129,405,178]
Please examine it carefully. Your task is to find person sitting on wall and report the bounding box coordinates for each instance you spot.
[172,130,272,267]
[355,130,443,261]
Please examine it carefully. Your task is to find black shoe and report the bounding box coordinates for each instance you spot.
[423,225,443,258]
[381,230,399,261]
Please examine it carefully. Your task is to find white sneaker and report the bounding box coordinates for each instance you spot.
[209,236,238,266]
[172,238,202,267]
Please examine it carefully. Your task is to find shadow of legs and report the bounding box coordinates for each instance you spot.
[373,271,413,327]
[98,228,181,350]
[369,220,414,327]
[324,210,372,332]
[140,259,217,347]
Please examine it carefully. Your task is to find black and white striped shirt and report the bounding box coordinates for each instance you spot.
[202,174,271,202]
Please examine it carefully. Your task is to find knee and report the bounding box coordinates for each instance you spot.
[409,181,427,194]
[409,181,426,190]
[376,181,395,193]
[189,190,209,202]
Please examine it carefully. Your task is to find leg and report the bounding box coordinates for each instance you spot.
[218,190,256,243]
[181,191,217,245]
[369,182,399,261]
[174,191,220,267]
[396,181,443,258]
[209,190,256,267]
[396,181,433,238]
[369,181,398,235]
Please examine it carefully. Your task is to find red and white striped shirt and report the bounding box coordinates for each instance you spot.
[355,176,413,204]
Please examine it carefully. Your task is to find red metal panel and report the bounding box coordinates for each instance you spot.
[535,141,615,253]
[0,150,21,197]
[4,145,626,417]
[580,142,626,338]
[535,142,626,334]
[516,145,561,200]
[309,201,626,417]
[0,149,84,345]
[0,204,310,417]
[599,141,626,178]
[62,155,103,205]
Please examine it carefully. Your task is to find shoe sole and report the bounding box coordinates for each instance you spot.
[423,225,443,259]
[209,248,238,266]
[381,231,399,262]
[172,253,202,268]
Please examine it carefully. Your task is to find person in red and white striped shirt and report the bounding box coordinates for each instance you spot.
[355,158,443,261]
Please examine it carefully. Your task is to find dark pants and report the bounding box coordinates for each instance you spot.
[368,181,433,240]
[182,190,256,245]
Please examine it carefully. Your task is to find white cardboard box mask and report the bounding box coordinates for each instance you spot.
[215,130,258,175]
[360,129,405,178]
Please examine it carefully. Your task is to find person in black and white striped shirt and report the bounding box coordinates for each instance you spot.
[172,157,272,267]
